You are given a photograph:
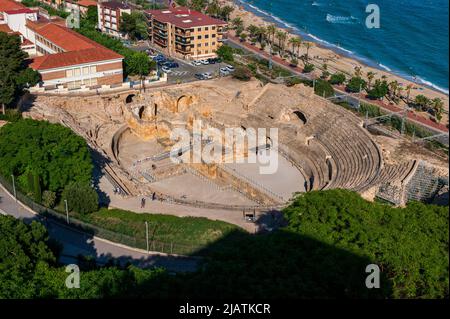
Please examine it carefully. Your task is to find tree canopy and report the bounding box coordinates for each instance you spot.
[0,190,447,299]
[0,119,93,197]
[0,33,40,113]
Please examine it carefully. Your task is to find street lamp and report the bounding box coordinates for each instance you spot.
[145,221,149,253]
[11,174,16,202]
[64,199,69,224]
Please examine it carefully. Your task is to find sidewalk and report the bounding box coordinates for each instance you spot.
[0,183,199,272]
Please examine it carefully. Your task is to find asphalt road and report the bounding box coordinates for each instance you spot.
[0,184,199,272]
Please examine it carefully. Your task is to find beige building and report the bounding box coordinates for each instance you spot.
[97,1,131,38]
[145,7,227,60]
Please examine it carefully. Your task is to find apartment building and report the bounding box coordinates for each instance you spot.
[0,0,124,89]
[145,7,227,60]
[65,0,98,16]
[97,1,130,38]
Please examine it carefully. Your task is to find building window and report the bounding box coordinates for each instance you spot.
[83,67,90,75]
[205,35,209,39]
[197,35,201,39]
[212,26,216,30]
[197,27,201,31]
[90,66,97,73]
[205,27,209,31]
[212,42,215,46]
[197,43,201,47]
[205,43,209,46]
[212,34,216,38]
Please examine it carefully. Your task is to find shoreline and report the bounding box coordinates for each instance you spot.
[224,0,449,109]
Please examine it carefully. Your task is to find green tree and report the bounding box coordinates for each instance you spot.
[120,12,149,41]
[329,72,346,85]
[232,66,252,81]
[216,44,234,62]
[62,182,99,215]
[346,76,367,93]
[367,79,389,100]
[0,33,40,114]
[314,79,335,98]
[0,119,93,195]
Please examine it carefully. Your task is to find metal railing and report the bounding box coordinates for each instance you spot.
[0,175,205,256]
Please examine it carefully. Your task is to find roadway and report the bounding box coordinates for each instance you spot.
[0,183,199,272]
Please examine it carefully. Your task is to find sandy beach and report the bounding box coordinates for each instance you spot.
[222,0,449,118]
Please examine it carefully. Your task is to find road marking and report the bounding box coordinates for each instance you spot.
[171,71,189,76]
[0,208,6,215]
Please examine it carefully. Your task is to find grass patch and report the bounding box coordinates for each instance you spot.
[75,208,243,251]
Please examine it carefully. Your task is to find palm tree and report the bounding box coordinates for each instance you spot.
[304,42,313,62]
[288,37,301,58]
[255,26,267,48]
[388,80,399,100]
[231,17,243,30]
[432,98,444,122]
[366,71,376,90]
[405,84,414,105]
[354,66,362,78]
[275,30,287,56]
[266,24,276,46]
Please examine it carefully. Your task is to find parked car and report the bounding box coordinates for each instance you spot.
[163,62,179,68]
[208,57,222,64]
[200,59,209,65]
[161,66,172,73]
[191,60,202,66]
[202,72,213,79]
[226,65,235,72]
[195,73,205,80]
[219,67,230,76]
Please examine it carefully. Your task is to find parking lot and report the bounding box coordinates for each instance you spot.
[133,42,233,84]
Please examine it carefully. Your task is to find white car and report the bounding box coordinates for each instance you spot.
[219,67,230,76]
[161,66,171,73]
[191,60,202,66]
[202,72,212,79]
[200,59,209,65]
[226,65,235,72]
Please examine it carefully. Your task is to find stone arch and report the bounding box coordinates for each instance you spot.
[177,95,192,113]
[293,110,307,124]
[138,106,145,119]
[125,94,135,104]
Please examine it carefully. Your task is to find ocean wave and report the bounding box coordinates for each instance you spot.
[242,1,300,33]
[378,63,392,72]
[312,1,322,6]
[326,14,359,24]
[414,77,449,95]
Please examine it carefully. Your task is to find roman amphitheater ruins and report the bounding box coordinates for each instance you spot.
[24,77,449,229]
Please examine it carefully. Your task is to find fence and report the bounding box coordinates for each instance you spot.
[0,174,202,256]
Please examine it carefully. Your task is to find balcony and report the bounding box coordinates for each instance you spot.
[153,22,167,31]
[175,29,191,37]
[175,37,191,45]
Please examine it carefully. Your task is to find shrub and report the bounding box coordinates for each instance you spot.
[329,72,346,85]
[62,182,98,215]
[346,76,367,93]
[0,109,22,122]
[42,190,57,208]
[314,79,335,98]
[216,44,234,62]
[232,66,252,81]
[302,63,315,73]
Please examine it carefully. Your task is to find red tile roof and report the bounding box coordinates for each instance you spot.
[77,0,98,7]
[0,23,12,33]
[27,22,123,70]
[0,0,26,12]
[146,7,227,28]
[4,8,36,14]
[29,46,122,70]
